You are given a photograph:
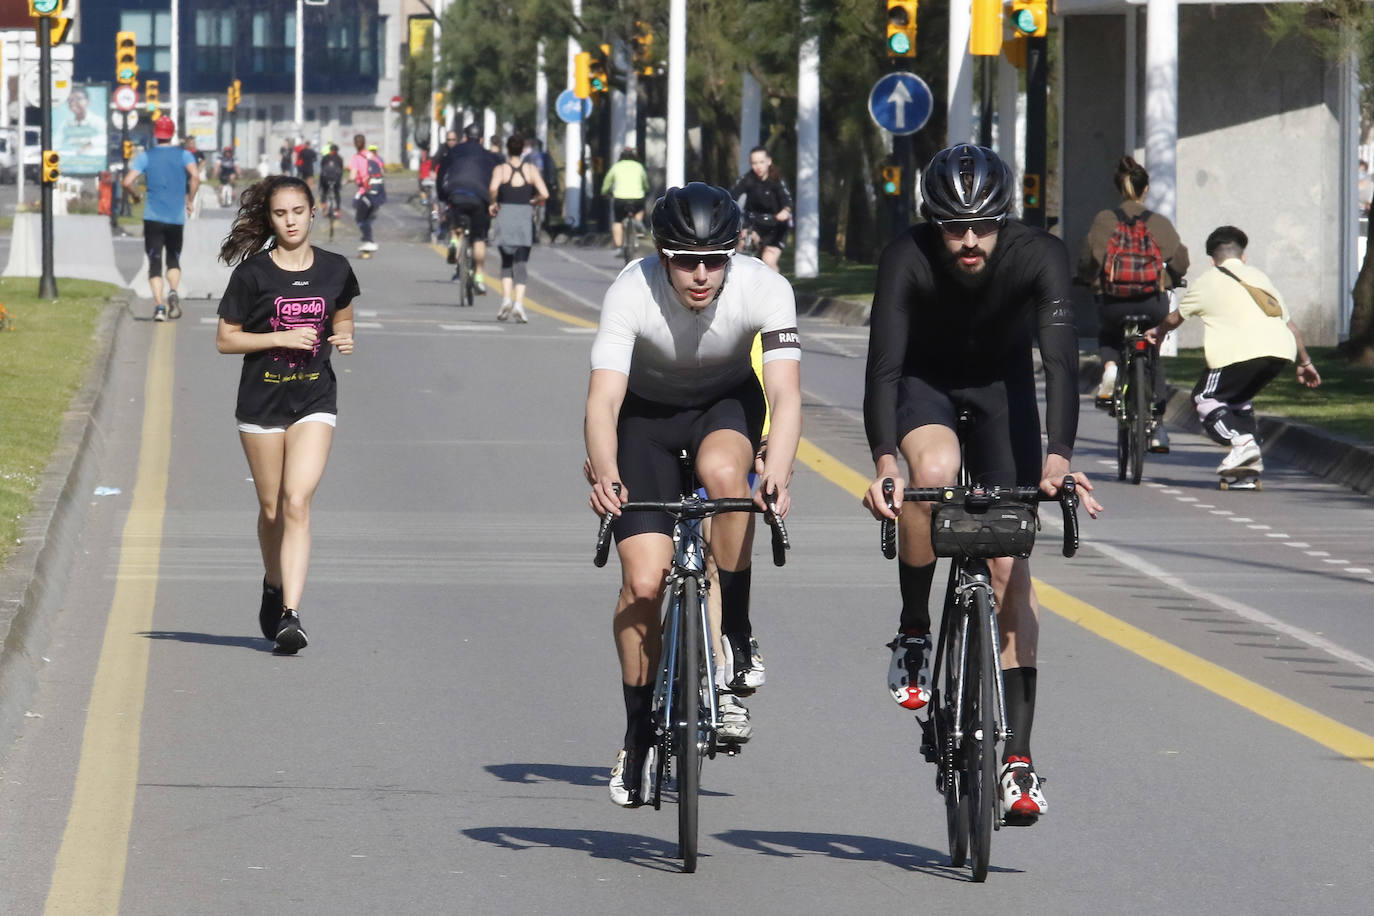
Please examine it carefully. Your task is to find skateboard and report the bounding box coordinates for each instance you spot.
[358,250,372,260]
[1218,466,1261,490]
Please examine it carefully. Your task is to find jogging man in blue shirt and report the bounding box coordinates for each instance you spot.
[123,115,200,321]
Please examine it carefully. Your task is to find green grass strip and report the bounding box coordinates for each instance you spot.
[0,278,120,567]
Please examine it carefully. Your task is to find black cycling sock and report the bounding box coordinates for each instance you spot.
[898,560,936,634]
[622,682,654,749]
[718,566,752,642]
[1002,667,1038,761]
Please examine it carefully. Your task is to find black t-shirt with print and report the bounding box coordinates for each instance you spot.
[217,247,360,425]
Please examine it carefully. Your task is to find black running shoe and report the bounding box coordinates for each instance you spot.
[259,579,284,640]
[274,610,309,654]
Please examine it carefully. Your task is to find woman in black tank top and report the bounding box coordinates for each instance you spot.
[488,133,550,322]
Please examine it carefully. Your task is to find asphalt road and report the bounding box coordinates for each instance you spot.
[1,199,1372,914]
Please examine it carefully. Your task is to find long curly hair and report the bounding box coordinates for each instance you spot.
[219,176,316,266]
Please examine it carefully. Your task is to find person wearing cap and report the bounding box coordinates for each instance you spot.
[123,115,200,321]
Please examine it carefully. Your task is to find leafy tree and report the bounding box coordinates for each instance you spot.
[1265,1,1374,364]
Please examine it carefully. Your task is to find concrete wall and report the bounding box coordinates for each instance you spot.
[1062,5,1344,347]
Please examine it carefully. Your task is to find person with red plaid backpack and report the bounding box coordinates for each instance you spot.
[1078,156,1189,452]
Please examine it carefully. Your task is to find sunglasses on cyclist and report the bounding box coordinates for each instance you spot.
[661,249,733,271]
[933,215,1005,239]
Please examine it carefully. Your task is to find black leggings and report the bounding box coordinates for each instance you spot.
[1098,294,1169,407]
[499,246,530,284]
[143,220,183,278]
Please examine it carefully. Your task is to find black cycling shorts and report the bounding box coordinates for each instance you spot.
[143,220,184,278]
[447,193,490,241]
[613,199,642,221]
[895,371,1042,488]
[613,377,766,542]
[748,217,787,251]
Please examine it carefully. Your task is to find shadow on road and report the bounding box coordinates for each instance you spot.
[462,826,681,872]
[711,829,1002,879]
[140,630,274,652]
[484,762,732,797]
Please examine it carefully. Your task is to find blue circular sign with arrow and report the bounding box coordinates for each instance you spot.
[867,72,933,137]
[556,89,593,124]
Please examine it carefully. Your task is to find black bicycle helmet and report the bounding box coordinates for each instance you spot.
[651,182,741,249]
[919,144,1013,221]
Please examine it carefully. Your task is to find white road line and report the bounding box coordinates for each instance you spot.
[1249,524,1271,530]
[1346,567,1372,574]
[1323,558,1353,565]
[1265,532,1291,538]
[438,324,503,332]
[1159,488,1182,494]
[1177,496,1198,503]
[356,309,379,317]
[199,317,217,325]
[1304,550,1329,557]
[1227,517,1253,522]
[1208,510,1232,516]
[560,327,596,334]
[354,321,383,329]
[1073,533,1374,675]
[1285,542,1310,548]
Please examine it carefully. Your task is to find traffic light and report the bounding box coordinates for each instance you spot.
[881,164,901,197]
[41,149,59,183]
[590,44,611,95]
[123,140,134,161]
[28,0,63,16]
[633,22,654,76]
[573,51,592,99]
[146,79,160,117]
[1004,36,1027,69]
[970,0,1003,56]
[886,1,917,58]
[227,79,241,113]
[432,91,443,123]
[1023,172,1041,209]
[1010,0,1048,38]
[115,31,138,87]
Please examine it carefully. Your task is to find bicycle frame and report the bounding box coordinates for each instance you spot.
[1113,315,1157,484]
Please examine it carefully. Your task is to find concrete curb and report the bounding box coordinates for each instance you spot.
[0,295,129,749]
[796,292,869,327]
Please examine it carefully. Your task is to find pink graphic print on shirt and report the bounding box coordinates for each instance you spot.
[269,295,327,370]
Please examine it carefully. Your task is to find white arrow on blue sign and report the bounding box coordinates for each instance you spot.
[555,89,593,124]
[867,72,933,137]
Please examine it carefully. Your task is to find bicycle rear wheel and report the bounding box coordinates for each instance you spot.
[463,246,477,308]
[1128,354,1149,485]
[675,576,703,872]
[965,588,998,883]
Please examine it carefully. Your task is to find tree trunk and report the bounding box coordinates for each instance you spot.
[1341,216,1374,365]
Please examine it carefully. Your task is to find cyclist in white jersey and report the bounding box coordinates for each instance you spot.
[586,183,802,808]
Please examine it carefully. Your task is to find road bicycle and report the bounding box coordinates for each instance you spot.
[450,214,477,308]
[619,211,640,264]
[593,453,789,873]
[878,461,1079,882]
[1111,314,1157,485]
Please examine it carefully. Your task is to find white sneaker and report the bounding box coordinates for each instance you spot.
[1000,756,1048,822]
[360,241,379,252]
[1217,436,1262,473]
[608,744,656,808]
[512,301,527,323]
[717,691,752,743]
[887,631,932,710]
[720,634,766,695]
[497,299,512,321]
[1096,362,1117,400]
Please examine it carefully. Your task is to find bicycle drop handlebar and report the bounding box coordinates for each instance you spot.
[879,476,1080,560]
[593,488,791,569]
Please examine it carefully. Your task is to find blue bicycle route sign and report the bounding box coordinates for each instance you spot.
[867,72,933,137]
[555,90,593,124]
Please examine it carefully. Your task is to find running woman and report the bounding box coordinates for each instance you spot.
[215,176,358,654]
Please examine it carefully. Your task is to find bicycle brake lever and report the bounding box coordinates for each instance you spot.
[1059,475,1080,558]
[593,482,621,568]
[880,478,897,560]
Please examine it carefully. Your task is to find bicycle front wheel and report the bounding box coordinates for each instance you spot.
[965,588,999,883]
[1129,354,1149,485]
[937,579,969,867]
[675,576,703,873]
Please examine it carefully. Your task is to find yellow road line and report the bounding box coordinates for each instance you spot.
[45,325,175,913]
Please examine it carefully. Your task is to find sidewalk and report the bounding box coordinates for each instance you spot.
[796,291,1374,497]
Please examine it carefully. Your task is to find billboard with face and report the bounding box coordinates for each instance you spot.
[52,83,109,174]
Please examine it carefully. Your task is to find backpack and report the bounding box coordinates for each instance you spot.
[320,156,343,183]
[1101,207,1164,298]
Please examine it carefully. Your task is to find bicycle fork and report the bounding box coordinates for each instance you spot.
[951,574,1013,748]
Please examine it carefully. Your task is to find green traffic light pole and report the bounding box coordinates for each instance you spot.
[38,15,57,300]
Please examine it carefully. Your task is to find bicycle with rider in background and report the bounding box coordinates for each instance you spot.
[731,146,792,272]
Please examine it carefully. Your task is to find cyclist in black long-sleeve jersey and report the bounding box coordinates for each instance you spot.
[861,145,1102,824]
[731,146,793,271]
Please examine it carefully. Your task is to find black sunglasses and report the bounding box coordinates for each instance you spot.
[933,215,1005,239]
[662,249,733,271]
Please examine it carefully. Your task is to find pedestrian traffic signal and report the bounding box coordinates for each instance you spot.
[881,165,901,197]
[1010,0,1048,38]
[115,31,138,86]
[633,22,655,76]
[590,44,611,95]
[41,149,59,183]
[574,51,592,99]
[146,79,160,117]
[886,1,917,58]
[433,91,444,123]
[29,0,63,16]
[1023,172,1041,209]
[970,0,1003,56]
[123,140,134,161]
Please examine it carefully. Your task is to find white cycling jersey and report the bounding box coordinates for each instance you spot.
[590,254,801,407]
